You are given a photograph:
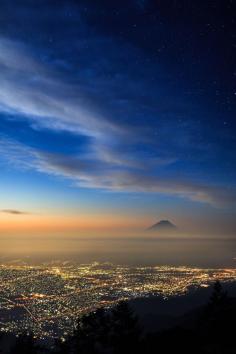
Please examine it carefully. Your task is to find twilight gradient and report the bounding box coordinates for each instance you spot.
[0,1,235,237]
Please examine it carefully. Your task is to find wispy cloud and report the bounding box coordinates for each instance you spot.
[0,138,235,208]
[1,209,30,215]
[0,37,125,140]
[0,37,235,209]
[0,37,154,170]
[0,36,176,170]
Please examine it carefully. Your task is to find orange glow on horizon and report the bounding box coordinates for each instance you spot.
[0,212,149,234]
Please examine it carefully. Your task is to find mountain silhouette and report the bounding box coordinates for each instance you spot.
[147,220,177,232]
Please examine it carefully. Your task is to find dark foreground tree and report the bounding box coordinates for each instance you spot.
[73,307,110,354]
[57,302,142,354]
[9,332,38,354]
[54,336,73,354]
[110,301,141,354]
[199,281,235,353]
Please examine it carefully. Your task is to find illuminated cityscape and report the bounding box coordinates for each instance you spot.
[0,262,235,339]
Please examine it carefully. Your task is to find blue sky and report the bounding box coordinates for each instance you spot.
[0,0,235,234]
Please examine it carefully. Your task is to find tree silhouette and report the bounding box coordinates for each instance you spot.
[208,280,228,308]
[198,281,235,354]
[68,302,142,354]
[54,336,73,354]
[110,301,141,354]
[73,307,111,354]
[9,332,38,354]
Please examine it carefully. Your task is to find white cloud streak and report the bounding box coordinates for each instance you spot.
[0,37,123,140]
[0,138,235,208]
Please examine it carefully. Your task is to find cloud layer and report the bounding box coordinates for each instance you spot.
[0,33,235,209]
[0,137,235,208]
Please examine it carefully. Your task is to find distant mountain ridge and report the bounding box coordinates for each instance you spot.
[147,220,177,232]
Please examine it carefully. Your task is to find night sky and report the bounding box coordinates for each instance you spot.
[0,0,235,235]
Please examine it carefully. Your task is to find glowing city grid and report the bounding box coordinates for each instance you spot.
[0,262,235,339]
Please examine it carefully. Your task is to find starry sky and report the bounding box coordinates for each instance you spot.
[0,0,235,236]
